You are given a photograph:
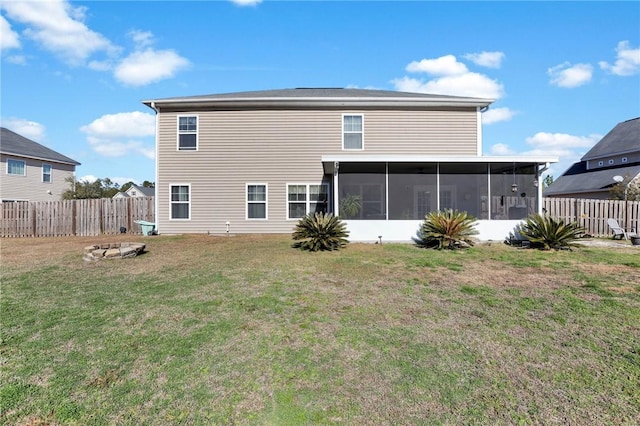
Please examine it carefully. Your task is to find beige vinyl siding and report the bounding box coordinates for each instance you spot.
[156,108,478,234]
[0,154,75,201]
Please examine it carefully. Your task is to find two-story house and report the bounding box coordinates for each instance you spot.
[545,117,640,199]
[1,127,80,202]
[143,88,557,241]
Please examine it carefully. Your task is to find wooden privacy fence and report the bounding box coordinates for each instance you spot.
[543,198,640,237]
[1,196,638,238]
[0,197,155,237]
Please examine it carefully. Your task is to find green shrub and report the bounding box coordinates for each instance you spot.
[416,209,478,250]
[292,212,349,251]
[519,214,585,250]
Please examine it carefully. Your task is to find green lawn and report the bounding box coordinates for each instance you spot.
[2,235,639,425]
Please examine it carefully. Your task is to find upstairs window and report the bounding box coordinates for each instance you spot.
[178,115,198,150]
[343,114,363,150]
[42,164,52,183]
[7,159,25,176]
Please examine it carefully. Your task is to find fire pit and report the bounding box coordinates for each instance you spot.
[83,242,146,261]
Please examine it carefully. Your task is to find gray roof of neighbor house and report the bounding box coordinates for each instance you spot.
[143,88,494,110]
[582,117,640,160]
[544,164,640,196]
[1,127,80,166]
[131,184,155,197]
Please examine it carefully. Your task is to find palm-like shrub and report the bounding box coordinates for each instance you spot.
[416,209,478,250]
[519,214,585,250]
[292,212,349,251]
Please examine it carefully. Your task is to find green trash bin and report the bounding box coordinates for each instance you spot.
[135,220,156,236]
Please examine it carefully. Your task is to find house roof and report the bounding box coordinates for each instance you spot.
[143,88,494,110]
[544,163,640,196]
[130,184,155,197]
[582,117,640,160]
[1,127,80,166]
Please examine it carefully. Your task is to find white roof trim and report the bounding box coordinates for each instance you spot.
[322,155,558,163]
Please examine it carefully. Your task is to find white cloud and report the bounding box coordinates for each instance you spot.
[524,132,602,177]
[79,174,98,183]
[114,48,190,86]
[463,51,505,68]
[129,29,154,49]
[525,132,601,149]
[548,62,593,88]
[1,117,46,141]
[1,0,118,65]
[5,55,26,65]
[599,40,640,76]
[230,0,263,6]
[0,14,20,50]
[406,55,468,76]
[489,143,516,156]
[80,111,156,159]
[482,107,516,125]
[392,72,504,99]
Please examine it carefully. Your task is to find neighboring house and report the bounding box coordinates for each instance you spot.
[143,88,557,241]
[113,183,155,199]
[0,127,80,202]
[545,117,640,199]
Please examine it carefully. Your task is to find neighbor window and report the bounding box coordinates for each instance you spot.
[170,184,190,219]
[622,157,628,163]
[287,184,329,219]
[608,159,614,165]
[178,115,198,150]
[247,184,267,219]
[343,114,363,150]
[42,164,52,183]
[7,159,25,176]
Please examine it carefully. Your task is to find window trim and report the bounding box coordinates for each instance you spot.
[169,183,191,220]
[342,114,364,151]
[608,159,615,165]
[286,183,330,220]
[42,163,52,183]
[177,115,198,151]
[622,157,628,163]
[7,158,26,176]
[246,183,268,220]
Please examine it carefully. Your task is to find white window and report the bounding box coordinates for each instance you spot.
[178,115,198,150]
[598,161,604,166]
[343,114,363,150]
[622,157,628,163]
[287,184,329,219]
[247,184,267,219]
[7,159,25,176]
[170,184,190,220]
[42,164,52,183]
[608,159,614,165]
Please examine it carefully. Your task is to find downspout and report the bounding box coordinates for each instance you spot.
[333,161,339,217]
[149,101,160,234]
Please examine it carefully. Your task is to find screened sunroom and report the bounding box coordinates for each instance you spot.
[321,156,556,241]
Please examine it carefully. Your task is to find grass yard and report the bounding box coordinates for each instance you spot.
[1,234,639,425]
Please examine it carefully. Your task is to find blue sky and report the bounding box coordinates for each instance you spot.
[1,0,639,185]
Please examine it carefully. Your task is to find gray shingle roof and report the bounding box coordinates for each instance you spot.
[582,117,640,160]
[143,88,494,109]
[544,163,640,196]
[1,127,80,165]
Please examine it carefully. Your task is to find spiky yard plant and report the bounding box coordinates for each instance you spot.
[519,214,585,250]
[416,209,478,250]
[292,212,349,252]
